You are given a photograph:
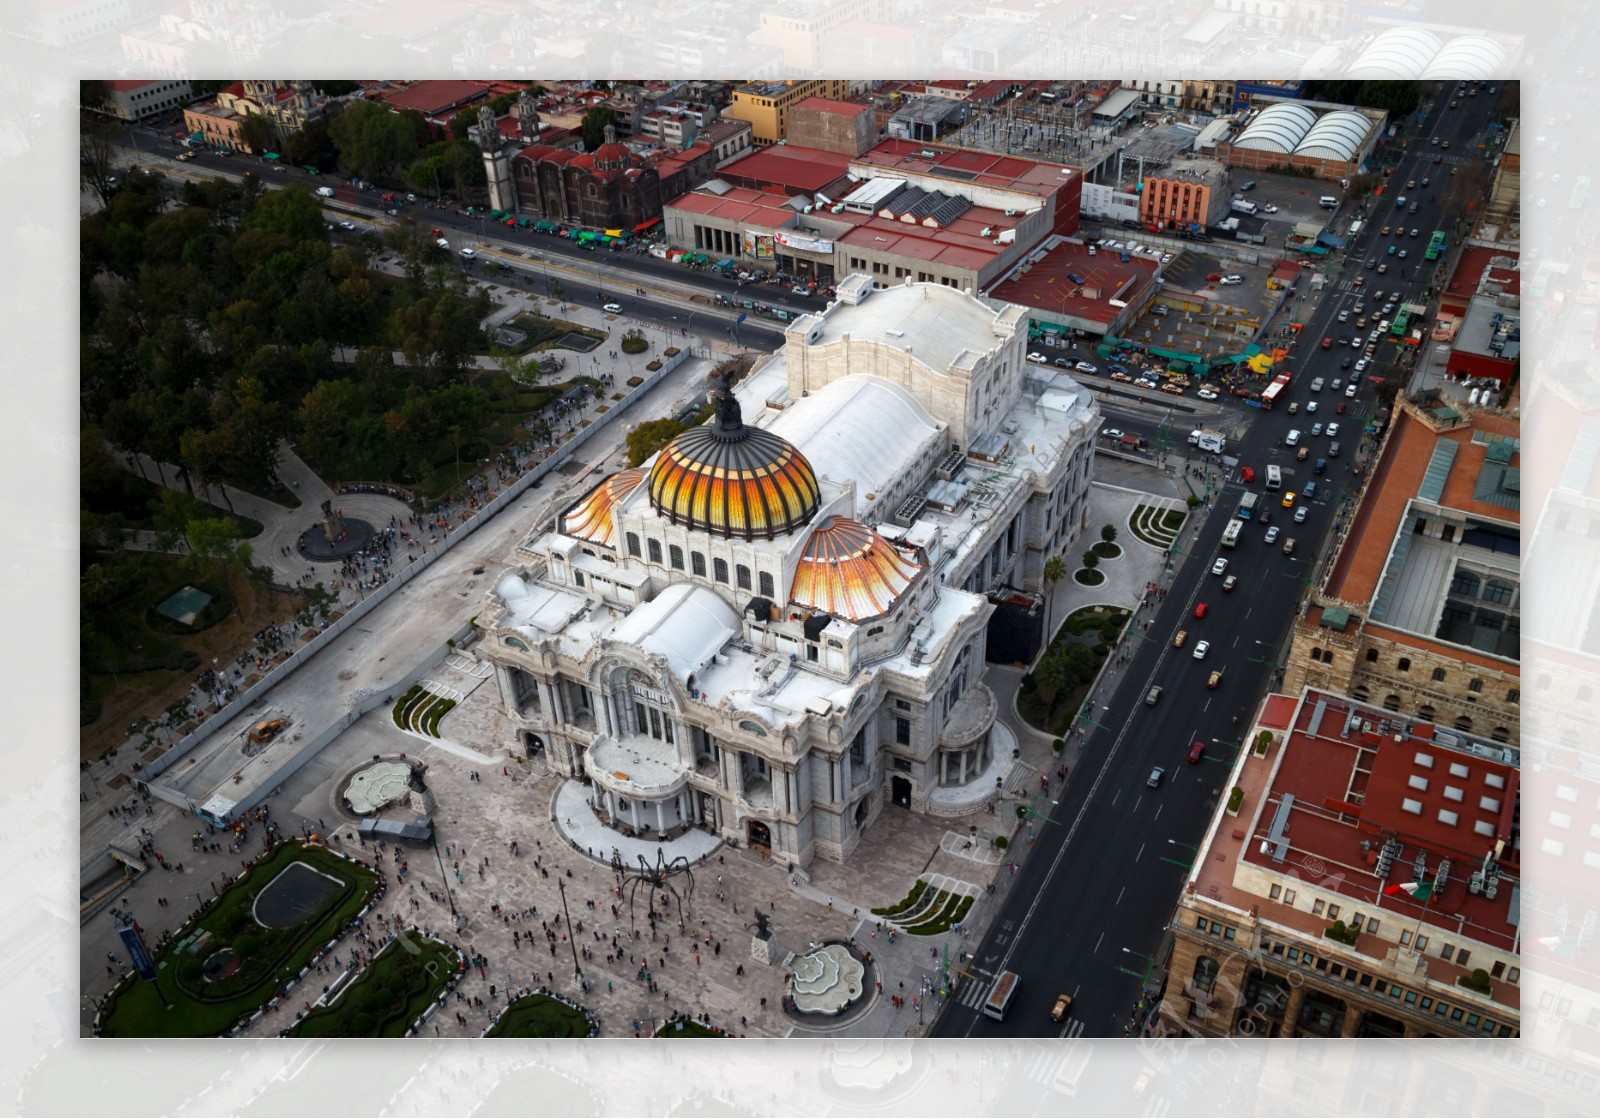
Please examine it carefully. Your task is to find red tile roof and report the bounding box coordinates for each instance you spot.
[718,145,855,193]
[376,80,492,117]
[988,241,1158,328]
[855,138,1076,202]
[1233,691,1518,958]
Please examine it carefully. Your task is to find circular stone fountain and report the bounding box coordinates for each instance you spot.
[790,943,866,1015]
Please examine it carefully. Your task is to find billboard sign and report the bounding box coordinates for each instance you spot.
[774,231,834,255]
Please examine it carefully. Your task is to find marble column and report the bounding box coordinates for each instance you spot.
[656,800,668,834]
[1281,985,1307,1038]
[606,789,618,821]
[1340,1002,1363,1038]
[959,749,968,785]
[629,800,641,829]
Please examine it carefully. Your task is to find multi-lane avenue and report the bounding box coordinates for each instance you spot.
[933,82,1504,1046]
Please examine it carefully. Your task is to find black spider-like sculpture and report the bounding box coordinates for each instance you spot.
[621,846,695,934]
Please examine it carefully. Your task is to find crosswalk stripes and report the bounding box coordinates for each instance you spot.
[956,971,994,1011]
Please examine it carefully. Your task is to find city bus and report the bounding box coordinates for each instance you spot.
[1266,465,1282,491]
[1571,176,1592,212]
[1425,231,1447,261]
[1221,519,1243,548]
[1390,307,1411,336]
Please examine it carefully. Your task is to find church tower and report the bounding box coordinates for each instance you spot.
[480,102,518,214]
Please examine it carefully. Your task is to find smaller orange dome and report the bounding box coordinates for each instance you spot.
[791,517,922,620]
[563,469,645,548]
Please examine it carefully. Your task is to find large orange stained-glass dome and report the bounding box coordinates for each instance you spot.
[648,386,821,541]
[791,516,923,620]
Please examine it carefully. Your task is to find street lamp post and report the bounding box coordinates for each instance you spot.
[431,830,458,921]
[557,877,584,983]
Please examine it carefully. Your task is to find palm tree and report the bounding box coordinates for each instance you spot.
[1032,656,1069,711]
[1042,555,1066,623]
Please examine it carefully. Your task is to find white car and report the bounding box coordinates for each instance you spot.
[1193,640,1211,660]
[1294,506,1309,523]
[603,302,622,313]
[1264,526,1280,544]
[339,221,355,230]
[1027,352,1049,364]
[1197,389,1218,401]
[1211,558,1228,576]
[459,247,476,258]
[1263,204,1279,213]
[1074,361,1098,374]
[1219,275,1243,285]
[1101,428,1125,440]
[1306,401,1318,413]
[1311,422,1324,436]
[1346,383,1359,397]
[1337,309,1350,322]
[436,238,450,249]
[1326,423,1340,438]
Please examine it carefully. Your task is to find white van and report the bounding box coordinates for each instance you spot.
[1286,430,1301,447]
[315,186,335,198]
[1319,195,1338,208]
[984,971,1020,1020]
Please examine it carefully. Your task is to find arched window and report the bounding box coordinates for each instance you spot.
[1383,694,1402,711]
[1431,667,1447,683]
[1449,569,1481,597]
[1311,647,1323,662]
[1397,658,1411,673]
[626,532,641,558]
[1506,689,1520,704]
[1454,715,1473,732]
[1483,579,1515,605]
[1352,685,1370,702]
[647,538,663,564]
[1468,678,1483,693]
[692,552,707,577]
[1418,704,1436,720]
[759,571,775,598]
[737,564,752,590]
[670,545,684,570]
[1491,726,1510,743]
[713,558,729,584]
[1193,956,1219,994]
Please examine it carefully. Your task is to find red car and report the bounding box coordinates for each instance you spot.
[1336,401,1348,414]
[1205,273,1222,282]
[1188,741,1206,764]
[1320,336,1333,349]
[1194,602,1208,619]
[1240,466,1256,483]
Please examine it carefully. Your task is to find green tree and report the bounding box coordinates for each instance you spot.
[1042,555,1065,611]
[239,112,272,154]
[581,105,615,152]
[1100,524,1117,545]
[248,185,329,242]
[297,378,358,465]
[328,99,429,182]
[625,418,688,468]
[79,123,122,209]
[1032,656,1069,709]
[1081,550,1099,570]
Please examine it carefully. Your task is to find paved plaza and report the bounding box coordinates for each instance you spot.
[79,285,1199,1036]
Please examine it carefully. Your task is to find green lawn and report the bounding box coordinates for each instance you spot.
[98,841,380,1037]
[654,1017,729,1037]
[483,993,593,1037]
[289,934,457,1037]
